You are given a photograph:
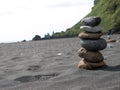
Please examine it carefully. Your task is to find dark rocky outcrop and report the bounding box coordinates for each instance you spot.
[32,35,41,41]
[108,28,120,35]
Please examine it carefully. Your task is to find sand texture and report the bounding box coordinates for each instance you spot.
[0,35,120,90]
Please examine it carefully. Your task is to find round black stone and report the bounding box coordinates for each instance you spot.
[81,16,101,27]
[80,38,107,51]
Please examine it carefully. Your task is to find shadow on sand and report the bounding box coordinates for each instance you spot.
[98,65,120,71]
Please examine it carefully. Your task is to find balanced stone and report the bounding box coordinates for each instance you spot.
[78,58,106,70]
[80,26,102,33]
[78,48,104,63]
[80,38,107,51]
[81,16,101,27]
[78,32,102,39]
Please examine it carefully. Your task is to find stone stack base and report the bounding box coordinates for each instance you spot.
[77,47,106,69]
[78,58,106,70]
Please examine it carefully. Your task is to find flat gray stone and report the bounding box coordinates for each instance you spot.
[80,26,102,33]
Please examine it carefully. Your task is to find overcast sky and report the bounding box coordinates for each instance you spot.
[0,0,94,43]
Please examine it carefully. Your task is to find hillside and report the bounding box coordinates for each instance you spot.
[69,0,120,34]
[42,0,120,39]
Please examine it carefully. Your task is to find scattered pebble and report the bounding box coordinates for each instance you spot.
[57,53,62,56]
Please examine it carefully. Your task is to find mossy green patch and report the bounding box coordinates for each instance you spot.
[69,0,120,34]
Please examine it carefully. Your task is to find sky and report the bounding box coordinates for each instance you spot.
[0,0,94,43]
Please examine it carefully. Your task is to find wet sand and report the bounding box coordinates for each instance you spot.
[0,35,120,90]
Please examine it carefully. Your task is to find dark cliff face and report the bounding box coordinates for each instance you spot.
[94,0,99,5]
[69,0,120,34]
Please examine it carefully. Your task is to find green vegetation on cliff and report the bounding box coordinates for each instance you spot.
[70,0,120,34]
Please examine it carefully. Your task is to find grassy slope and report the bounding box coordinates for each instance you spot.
[69,0,120,33]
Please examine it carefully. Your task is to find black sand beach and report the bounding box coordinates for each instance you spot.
[0,35,120,90]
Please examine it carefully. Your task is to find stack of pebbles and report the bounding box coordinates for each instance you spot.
[78,16,107,69]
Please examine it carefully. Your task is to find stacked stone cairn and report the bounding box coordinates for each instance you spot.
[78,16,107,69]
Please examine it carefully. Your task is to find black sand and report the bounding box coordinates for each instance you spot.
[0,35,120,90]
